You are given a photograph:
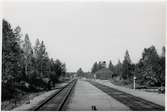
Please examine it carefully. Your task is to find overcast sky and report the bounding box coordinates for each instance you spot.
[3,1,165,72]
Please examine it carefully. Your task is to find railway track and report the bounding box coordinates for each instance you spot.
[88,80,165,111]
[30,79,77,111]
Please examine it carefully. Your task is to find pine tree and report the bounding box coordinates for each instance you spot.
[122,50,132,79]
[2,20,24,100]
[39,41,48,77]
[2,19,23,82]
[22,34,33,80]
[108,60,114,72]
[34,39,48,78]
[159,46,165,86]
[91,62,98,73]
[77,68,84,77]
[114,60,122,78]
[34,38,40,58]
[161,46,165,57]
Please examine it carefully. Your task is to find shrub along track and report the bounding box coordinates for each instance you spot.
[88,80,165,111]
[29,79,77,111]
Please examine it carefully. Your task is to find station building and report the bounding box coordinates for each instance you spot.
[95,68,113,80]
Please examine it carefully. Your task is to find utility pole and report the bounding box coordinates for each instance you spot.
[94,74,96,80]
[133,75,136,90]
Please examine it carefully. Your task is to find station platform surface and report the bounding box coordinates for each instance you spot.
[65,80,130,111]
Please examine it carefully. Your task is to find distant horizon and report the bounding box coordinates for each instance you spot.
[3,1,165,72]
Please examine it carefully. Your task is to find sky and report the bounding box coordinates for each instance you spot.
[2,1,165,72]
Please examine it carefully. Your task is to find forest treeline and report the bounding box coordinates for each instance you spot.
[91,46,165,87]
[2,19,66,101]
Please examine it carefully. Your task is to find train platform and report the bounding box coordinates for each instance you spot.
[65,80,130,111]
[95,79,165,107]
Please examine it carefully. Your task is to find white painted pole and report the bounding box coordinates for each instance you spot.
[133,76,136,90]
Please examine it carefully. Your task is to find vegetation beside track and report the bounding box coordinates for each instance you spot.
[2,19,70,110]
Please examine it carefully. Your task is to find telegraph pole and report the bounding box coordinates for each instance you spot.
[133,75,136,90]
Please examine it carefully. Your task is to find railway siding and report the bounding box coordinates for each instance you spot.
[95,79,165,107]
[88,80,165,111]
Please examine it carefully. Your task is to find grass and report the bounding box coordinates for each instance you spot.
[109,78,164,94]
[1,80,69,111]
[109,78,140,89]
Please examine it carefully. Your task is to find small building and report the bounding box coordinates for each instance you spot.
[95,68,113,80]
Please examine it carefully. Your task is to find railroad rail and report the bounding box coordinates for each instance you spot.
[30,79,77,111]
[88,80,165,111]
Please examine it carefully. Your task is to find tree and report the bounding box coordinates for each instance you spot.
[101,61,106,69]
[161,46,165,57]
[22,34,33,80]
[2,19,24,100]
[49,59,66,83]
[158,46,165,86]
[108,60,114,72]
[97,61,106,70]
[114,60,122,78]
[122,50,133,79]
[2,19,68,101]
[77,68,84,78]
[97,61,101,70]
[34,39,40,58]
[124,50,131,64]
[139,46,161,86]
[34,39,48,78]
[62,63,66,76]
[2,19,23,82]
[91,62,98,73]
[54,59,64,78]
